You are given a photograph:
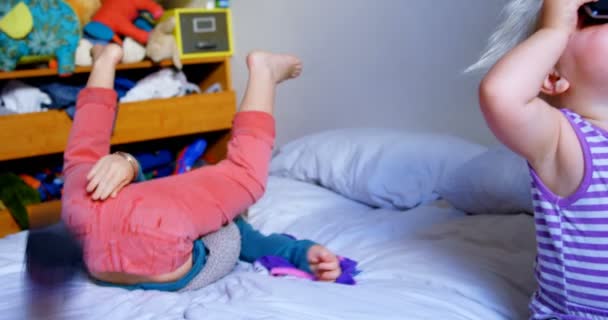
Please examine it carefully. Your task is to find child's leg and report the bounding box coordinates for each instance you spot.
[62,45,122,219]
[119,52,303,236]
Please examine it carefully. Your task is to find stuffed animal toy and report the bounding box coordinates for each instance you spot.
[122,37,147,63]
[74,38,93,66]
[84,0,164,45]
[75,37,146,66]
[146,16,182,69]
[0,0,81,75]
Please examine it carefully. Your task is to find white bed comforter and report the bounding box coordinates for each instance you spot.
[0,176,536,320]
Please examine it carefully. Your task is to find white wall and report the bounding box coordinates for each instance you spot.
[230,0,504,146]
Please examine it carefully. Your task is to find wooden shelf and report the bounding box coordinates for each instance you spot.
[0,56,237,237]
[0,57,228,80]
[0,209,20,238]
[0,201,62,238]
[0,91,236,161]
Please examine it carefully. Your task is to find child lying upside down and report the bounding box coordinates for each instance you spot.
[41,44,356,291]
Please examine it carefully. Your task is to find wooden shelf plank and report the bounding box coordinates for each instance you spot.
[0,57,229,80]
[0,56,236,238]
[0,201,62,238]
[0,209,20,238]
[0,91,236,161]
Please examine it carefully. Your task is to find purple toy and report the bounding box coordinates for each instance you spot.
[255,255,360,285]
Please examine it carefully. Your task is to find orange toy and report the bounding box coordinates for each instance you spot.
[66,0,101,26]
[86,0,164,45]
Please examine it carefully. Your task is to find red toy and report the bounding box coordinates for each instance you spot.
[88,0,164,45]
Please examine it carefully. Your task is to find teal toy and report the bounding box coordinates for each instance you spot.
[0,0,81,75]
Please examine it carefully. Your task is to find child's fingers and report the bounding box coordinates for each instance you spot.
[308,255,320,264]
[85,179,99,194]
[86,164,110,193]
[96,171,121,200]
[318,251,332,261]
[103,173,127,200]
[318,269,341,282]
[91,169,115,200]
[111,181,129,198]
[88,155,113,180]
[316,261,339,271]
[86,158,105,181]
[96,182,113,200]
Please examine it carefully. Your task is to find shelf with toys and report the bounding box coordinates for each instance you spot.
[0,1,235,237]
[0,57,236,162]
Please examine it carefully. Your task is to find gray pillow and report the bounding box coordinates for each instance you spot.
[436,145,533,214]
[270,128,487,210]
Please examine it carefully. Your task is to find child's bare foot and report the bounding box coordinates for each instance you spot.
[91,44,123,66]
[246,51,302,84]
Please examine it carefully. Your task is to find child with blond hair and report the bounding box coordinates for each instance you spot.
[473,0,608,318]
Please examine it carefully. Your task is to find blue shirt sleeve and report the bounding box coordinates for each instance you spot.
[135,165,146,182]
[134,159,146,182]
[235,217,316,273]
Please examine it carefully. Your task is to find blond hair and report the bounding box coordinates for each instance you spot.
[466,0,543,73]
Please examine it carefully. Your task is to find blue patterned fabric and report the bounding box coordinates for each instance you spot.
[0,0,81,75]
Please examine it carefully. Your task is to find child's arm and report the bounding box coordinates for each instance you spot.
[235,217,341,281]
[479,0,592,167]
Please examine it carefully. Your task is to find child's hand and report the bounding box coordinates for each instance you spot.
[541,0,597,33]
[86,153,137,201]
[307,245,341,282]
[91,44,123,66]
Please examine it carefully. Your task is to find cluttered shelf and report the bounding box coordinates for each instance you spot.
[0,2,235,237]
[0,90,236,161]
[0,57,228,81]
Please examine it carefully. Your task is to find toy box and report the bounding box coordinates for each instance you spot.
[163,8,233,59]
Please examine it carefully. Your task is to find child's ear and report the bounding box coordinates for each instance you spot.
[541,70,570,96]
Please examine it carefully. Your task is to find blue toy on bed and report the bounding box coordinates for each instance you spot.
[0,0,80,75]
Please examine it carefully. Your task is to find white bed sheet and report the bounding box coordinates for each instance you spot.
[0,176,536,320]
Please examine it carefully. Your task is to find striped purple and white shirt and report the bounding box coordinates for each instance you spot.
[530,109,608,320]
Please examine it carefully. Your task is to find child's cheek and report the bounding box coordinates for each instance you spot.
[566,27,608,84]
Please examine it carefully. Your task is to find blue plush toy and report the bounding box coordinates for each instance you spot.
[0,0,81,75]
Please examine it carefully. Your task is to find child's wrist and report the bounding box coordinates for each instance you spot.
[114,152,139,181]
[92,55,120,69]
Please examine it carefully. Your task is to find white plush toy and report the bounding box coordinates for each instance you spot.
[146,17,182,69]
[75,37,146,66]
[122,37,147,64]
[75,38,93,66]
